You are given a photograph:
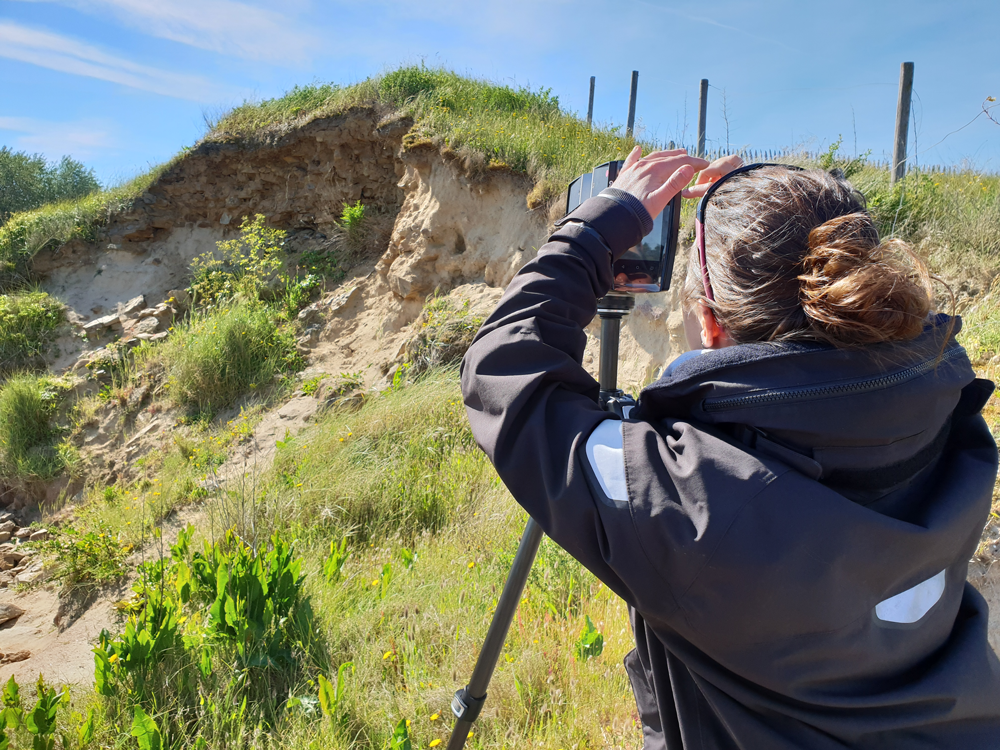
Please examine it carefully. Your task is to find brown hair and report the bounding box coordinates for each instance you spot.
[684,167,933,348]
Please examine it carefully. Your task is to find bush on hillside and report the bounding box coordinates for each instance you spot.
[161,302,303,416]
[0,290,63,374]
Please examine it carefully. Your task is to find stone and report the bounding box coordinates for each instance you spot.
[135,331,169,342]
[118,295,146,321]
[0,532,9,544]
[12,529,31,541]
[0,520,14,534]
[82,312,121,332]
[14,562,45,585]
[0,547,26,566]
[0,651,30,664]
[0,603,24,625]
[28,529,49,543]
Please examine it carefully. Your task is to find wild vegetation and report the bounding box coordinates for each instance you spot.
[0,65,998,749]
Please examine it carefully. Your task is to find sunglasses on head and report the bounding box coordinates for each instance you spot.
[695,162,805,302]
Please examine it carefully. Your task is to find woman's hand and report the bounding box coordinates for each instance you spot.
[611,146,709,220]
[681,154,745,199]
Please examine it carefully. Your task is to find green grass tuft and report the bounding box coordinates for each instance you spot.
[0,289,63,374]
[0,373,68,480]
[160,302,302,416]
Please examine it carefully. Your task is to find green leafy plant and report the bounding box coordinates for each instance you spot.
[400,547,416,570]
[338,200,366,238]
[189,214,284,307]
[24,676,65,750]
[2,676,22,730]
[316,662,352,719]
[574,615,604,661]
[323,537,349,583]
[130,706,162,750]
[388,718,411,750]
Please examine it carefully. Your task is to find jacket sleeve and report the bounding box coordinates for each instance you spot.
[459,195,653,606]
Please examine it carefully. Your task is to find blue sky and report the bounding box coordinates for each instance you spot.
[1,0,996,186]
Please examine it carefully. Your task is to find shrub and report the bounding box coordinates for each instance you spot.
[337,200,366,238]
[0,290,63,374]
[189,214,285,307]
[0,373,67,480]
[161,303,303,415]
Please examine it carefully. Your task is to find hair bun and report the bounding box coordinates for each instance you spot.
[799,213,930,347]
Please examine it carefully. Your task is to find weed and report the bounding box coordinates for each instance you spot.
[574,615,605,661]
[323,537,349,583]
[46,522,132,592]
[301,374,328,397]
[93,526,324,747]
[189,214,285,308]
[404,296,483,375]
[337,200,366,238]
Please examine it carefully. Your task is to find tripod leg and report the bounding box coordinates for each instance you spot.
[446,518,544,750]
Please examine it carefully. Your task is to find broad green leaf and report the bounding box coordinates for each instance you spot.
[388,718,411,750]
[317,673,336,718]
[130,706,162,750]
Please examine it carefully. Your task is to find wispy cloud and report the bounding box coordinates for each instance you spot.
[18,0,318,63]
[0,20,229,101]
[0,115,115,158]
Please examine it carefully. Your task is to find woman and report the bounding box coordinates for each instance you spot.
[460,147,1000,749]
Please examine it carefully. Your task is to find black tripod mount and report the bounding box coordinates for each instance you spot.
[446,292,635,750]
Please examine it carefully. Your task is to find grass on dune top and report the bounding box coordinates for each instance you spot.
[209,66,644,201]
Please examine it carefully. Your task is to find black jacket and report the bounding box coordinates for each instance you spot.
[460,194,1000,749]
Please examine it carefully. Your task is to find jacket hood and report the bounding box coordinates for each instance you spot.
[634,315,984,482]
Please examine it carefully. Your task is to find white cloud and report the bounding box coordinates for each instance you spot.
[0,20,229,101]
[18,0,317,63]
[0,115,115,158]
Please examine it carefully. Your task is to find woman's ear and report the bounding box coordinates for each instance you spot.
[697,302,729,349]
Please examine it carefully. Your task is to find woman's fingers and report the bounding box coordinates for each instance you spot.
[681,154,744,199]
[622,145,643,171]
[649,165,697,206]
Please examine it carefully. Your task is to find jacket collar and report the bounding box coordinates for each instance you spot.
[633,315,973,477]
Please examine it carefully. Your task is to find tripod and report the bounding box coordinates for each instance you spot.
[446,293,636,750]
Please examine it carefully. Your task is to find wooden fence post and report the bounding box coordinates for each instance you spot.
[697,79,709,157]
[892,62,914,184]
[627,71,639,137]
[587,76,595,127]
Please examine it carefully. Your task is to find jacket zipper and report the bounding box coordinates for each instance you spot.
[702,346,966,413]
